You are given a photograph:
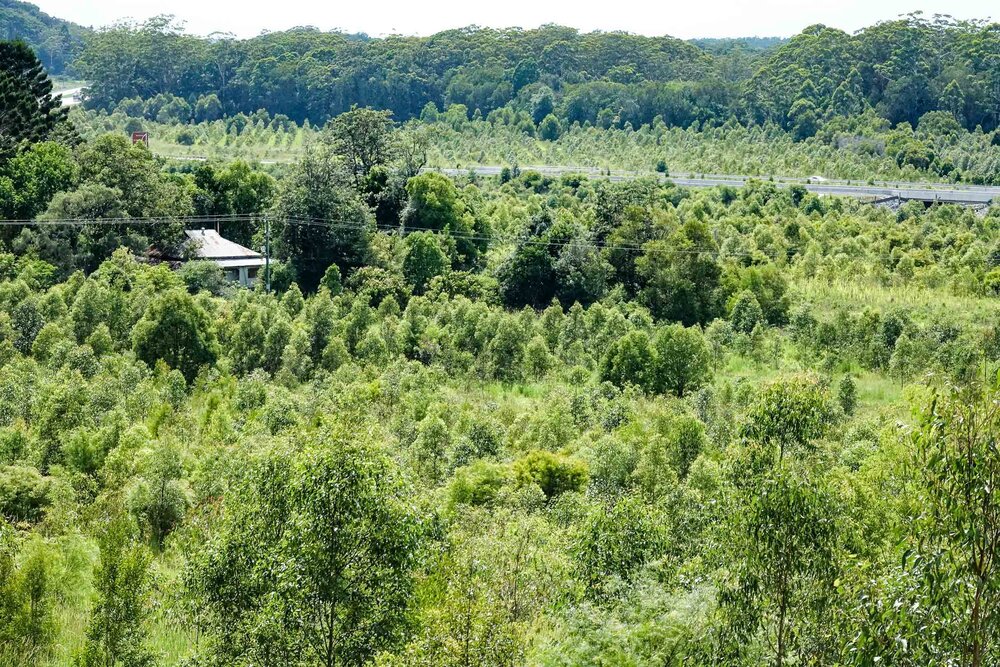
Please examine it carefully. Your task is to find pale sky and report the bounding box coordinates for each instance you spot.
[32,0,996,39]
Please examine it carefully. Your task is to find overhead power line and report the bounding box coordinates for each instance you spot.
[0,213,259,227]
[0,213,773,259]
[283,215,763,258]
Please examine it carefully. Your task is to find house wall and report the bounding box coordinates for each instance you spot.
[222,265,258,288]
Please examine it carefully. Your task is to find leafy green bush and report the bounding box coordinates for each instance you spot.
[514,450,588,499]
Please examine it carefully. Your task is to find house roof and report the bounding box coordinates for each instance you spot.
[184,229,264,266]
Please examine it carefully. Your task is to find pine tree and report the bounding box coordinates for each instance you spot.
[0,41,75,160]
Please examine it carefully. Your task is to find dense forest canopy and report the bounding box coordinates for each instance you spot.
[6,7,1000,666]
[71,20,719,124]
[64,13,1000,135]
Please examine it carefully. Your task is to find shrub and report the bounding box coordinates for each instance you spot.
[448,460,511,507]
[178,261,227,296]
[0,466,51,523]
[838,375,858,415]
[514,450,588,499]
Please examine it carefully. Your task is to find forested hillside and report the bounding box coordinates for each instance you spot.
[51,11,1000,185]
[72,13,1000,135]
[6,10,1000,667]
[0,0,86,74]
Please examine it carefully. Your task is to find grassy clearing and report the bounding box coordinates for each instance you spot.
[793,277,1000,325]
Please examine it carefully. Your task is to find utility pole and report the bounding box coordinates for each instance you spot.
[264,214,271,294]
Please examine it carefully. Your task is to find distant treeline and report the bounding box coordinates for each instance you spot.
[4,2,1000,138]
[67,14,1000,137]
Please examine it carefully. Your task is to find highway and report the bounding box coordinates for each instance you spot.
[151,155,997,205]
[48,81,998,205]
[438,165,999,205]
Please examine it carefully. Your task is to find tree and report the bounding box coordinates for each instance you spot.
[906,383,1000,667]
[729,290,764,335]
[395,509,565,667]
[651,324,712,397]
[600,330,654,390]
[127,444,188,547]
[10,295,43,354]
[0,141,77,222]
[669,414,708,479]
[721,463,839,667]
[740,375,832,460]
[411,409,450,484]
[24,134,191,275]
[326,106,397,188]
[0,40,73,160]
[275,144,375,291]
[828,68,865,117]
[789,98,818,141]
[397,126,430,180]
[76,134,183,218]
[575,496,667,597]
[553,236,612,307]
[131,289,219,383]
[524,335,553,379]
[320,264,342,295]
[888,331,921,385]
[512,59,539,93]
[192,429,424,667]
[723,264,790,327]
[281,324,313,382]
[940,79,966,125]
[228,303,268,375]
[538,113,562,141]
[879,75,935,127]
[530,86,555,125]
[0,526,55,656]
[837,375,857,416]
[192,160,276,246]
[496,241,556,309]
[346,267,410,308]
[401,173,483,268]
[194,93,223,122]
[281,282,305,317]
[403,231,449,294]
[177,260,226,296]
[484,316,527,382]
[77,514,154,667]
[637,219,722,326]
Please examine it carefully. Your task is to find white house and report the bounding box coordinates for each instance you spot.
[183,229,266,288]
